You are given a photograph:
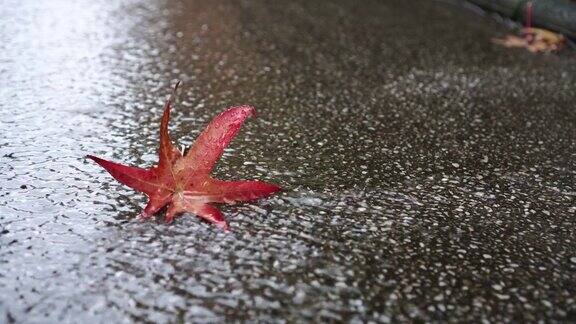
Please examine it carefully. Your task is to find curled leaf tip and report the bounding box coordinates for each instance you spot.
[230,105,256,117]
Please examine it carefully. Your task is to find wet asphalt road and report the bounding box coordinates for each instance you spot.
[1,0,575,322]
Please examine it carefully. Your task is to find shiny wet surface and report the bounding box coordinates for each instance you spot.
[1,0,575,322]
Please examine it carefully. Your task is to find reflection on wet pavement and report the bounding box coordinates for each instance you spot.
[1,0,575,322]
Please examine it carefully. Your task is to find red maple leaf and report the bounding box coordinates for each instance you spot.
[87,82,281,230]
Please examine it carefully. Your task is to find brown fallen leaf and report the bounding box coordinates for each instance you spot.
[492,28,565,53]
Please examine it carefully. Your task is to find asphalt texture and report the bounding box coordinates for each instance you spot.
[1,0,575,322]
